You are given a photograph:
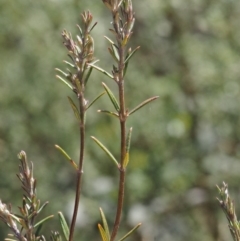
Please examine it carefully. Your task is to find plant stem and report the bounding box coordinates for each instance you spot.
[111,166,126,241]
[69,93,86,241]
[110,37,127,241]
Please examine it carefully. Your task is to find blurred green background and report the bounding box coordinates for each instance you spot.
[1,0,240,240]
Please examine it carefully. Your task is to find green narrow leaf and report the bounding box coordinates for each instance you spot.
[90,59,100,65]
[67,54,75,63]
[55,145,78,170]
[58,212,70,241]
[123,127,132,168]
[76,35,83,49]
[126,127,132,153]
[87,64,114,79]
[109,28,118,37]
[73,77,82,93]
[34,215,54,228]
[19,218,28,229]
[98,224,109,241]
[111,44,120,61]
[108,47,119,63]
[36,201,49,214]
[56,75,73,90]
[117,0,125,8]
[102,82,120,112]
[124,46,140,64]
[123,152,129,169]
[76,24,83,38]
[55,68,68,77]
[99,208,110,241]
[123,59,129,77]
[117,223,142,241]
[35,223,43,237]
[9,214,21,224]
[97,109,119,118]
[84,67,93,85]
[63,60,76,68]
[86,92,105,110]
[89,21,98,32]
[128,96,159,116]
[91,136,119,167]
[67,96,81,121]
[123,48,131,77]
[76,44,83,56]
[104,36,114,45]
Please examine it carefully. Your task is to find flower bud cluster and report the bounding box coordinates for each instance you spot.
[0,200,26,241]
[60,11,97,95]
[104,0,135,47]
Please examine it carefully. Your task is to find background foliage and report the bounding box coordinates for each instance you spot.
[1,0,240,240]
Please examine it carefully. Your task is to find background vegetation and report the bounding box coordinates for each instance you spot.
[1,0,240,240]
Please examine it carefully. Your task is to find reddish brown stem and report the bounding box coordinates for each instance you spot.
[110,37,127,241]
[69,94,86,241]
[111,166,126,241]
